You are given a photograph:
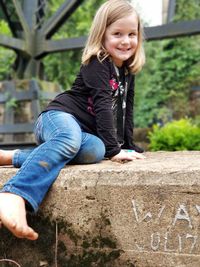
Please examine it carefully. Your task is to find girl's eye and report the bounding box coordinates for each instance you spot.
[129,32,137,37]
[114,32,121,36]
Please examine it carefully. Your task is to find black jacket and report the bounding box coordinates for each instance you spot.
[45,56,136,157]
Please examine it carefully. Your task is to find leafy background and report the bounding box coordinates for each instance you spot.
[0,0,200,129]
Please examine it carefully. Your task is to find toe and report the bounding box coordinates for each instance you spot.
[26,227,39,240]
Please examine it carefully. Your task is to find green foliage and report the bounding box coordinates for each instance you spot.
[0,21,15,80]
[0,0,200,128]
[44,50,82,90]
[44,0,105,89]
[148,119,200,151]
[0,47,15,80]
[135,0,200,128]
[135,34,200,127]
[175,0,200,21]
[193,115,200,127]
[5,97,18,110]
[0,20,12,35]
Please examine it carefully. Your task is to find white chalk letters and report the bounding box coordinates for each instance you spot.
[131,199,200,254]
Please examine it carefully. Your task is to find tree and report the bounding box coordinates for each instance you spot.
[134,0,200,127]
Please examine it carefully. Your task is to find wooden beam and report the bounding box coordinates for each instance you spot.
[40,0,84,39]
[0,123,35,134]
[35,36,87,57]
[12,0,30,37]
[167,0,176,23]
[0,35,26,51]
[22,0,38,29]
[145,20,200,41]
[35,20,200,57]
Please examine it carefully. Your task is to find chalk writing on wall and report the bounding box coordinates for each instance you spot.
[131,199,200,254]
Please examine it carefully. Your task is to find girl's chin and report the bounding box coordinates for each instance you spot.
[116,55,131,62]
[111,54,133,66]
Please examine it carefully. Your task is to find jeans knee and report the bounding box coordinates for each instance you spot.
[72,137,105,164]
[93,139,105,162]
[88,137,105,162]
[63,139,81,157]
[55,132,81,160]
[87,144,105,163]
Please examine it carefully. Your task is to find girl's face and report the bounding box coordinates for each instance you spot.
[104,12,138,67]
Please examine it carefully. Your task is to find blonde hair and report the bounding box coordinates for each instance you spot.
[82,0,145,74]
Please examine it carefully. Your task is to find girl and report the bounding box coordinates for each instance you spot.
[0,0,145,240]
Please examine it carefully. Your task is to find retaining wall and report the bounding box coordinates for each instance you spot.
[0,151,200,267]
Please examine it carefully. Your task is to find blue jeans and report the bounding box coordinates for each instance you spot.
[1,110,105,212]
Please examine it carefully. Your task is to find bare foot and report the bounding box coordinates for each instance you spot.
[0,149,16,166]
[0,193,38,240]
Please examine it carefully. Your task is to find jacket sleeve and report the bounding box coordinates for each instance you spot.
[82,57,121,158]
[121,75,135,149]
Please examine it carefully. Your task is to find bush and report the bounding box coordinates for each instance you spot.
[148,118,200,151]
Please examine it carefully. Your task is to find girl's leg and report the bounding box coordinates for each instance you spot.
[0,111,83,239]
[0,150,16,165]
[0,147,39,240]
[12,149,34,167]
[0,149,34,167]
[0,131,105,166]
[0,193,38,240]
[71,132,105,164]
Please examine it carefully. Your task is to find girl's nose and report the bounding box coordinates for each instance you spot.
[121,36,130,45]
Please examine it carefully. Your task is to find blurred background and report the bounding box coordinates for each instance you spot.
[0,0,200,151]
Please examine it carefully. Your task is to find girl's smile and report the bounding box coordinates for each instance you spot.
[104,12,138,67]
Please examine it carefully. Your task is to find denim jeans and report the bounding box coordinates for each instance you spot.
[1,110,105,212]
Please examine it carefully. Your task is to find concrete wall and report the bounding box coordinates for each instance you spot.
[0,151,200,267]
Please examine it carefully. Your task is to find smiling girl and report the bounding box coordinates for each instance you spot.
[0,0,146,240]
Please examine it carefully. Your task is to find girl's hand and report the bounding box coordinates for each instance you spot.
[111,149,146,163]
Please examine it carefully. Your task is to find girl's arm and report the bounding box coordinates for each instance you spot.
[82,57,121,158]
[82,58,145,162]
[122,75,135,148]
[111,75,146,162]
[122,76,144,153]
